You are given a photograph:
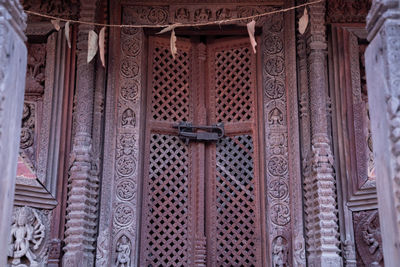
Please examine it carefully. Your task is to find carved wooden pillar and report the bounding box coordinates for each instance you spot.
[365,1,400,265]
[303,1,342,266]
[0,1,26,265]
[62,1,99,266]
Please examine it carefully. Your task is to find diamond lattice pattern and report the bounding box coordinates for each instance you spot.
[215,135,258,266]
[214,47,254,123]
[144,134,190,266]
[151,44,191,122]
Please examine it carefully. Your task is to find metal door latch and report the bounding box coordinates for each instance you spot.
[173,122,224,144]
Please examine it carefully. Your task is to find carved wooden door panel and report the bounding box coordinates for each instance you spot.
[140,36,264,266]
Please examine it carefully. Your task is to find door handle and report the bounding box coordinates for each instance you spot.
[173,121,224,144]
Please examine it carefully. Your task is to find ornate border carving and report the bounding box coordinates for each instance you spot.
[98,2,304,266]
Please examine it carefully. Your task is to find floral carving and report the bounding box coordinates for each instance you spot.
[265,79,285,99]
[122,38,141,57]
[268,179,288,199]
[116,180,136,201]
[265,56,285,76]
[271,203,290,226]
[114,204,134,226]
[120,81,139,102]
[116,155,136,177]
[264,35,283,55]
[120,59,139,78]
[123,6,168,25]
[268,156,288,176]
[148,7,168,24]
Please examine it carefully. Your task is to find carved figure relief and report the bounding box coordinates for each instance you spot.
[25,44,45,95]
[95,229,109,266]
[115,235,131,267]
[354,210,383,266]
[194,8,211,22]
[293,234,306,266]
[272,236,288,267]
[20,103,35,150]
[23,0,77,20]
[175,8,190,22]
[327,0,372,23]
[8,206,46,267]
[359,44,376,182]
[121,108,136,127]
[216,8,232,20]
[268,107,283,126]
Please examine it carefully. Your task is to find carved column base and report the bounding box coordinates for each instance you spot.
[308,253,342,267]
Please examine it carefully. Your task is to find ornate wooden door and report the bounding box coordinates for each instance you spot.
[140,35,264,266]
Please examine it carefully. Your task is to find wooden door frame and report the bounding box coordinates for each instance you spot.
[97,2,304,266]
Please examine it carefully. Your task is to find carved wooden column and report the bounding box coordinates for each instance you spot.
[365,1,400,265]
[62,1,99,266]
[0,1,26,265]
[303,1,342,266]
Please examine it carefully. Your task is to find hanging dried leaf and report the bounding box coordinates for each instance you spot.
[157,24,179,34]
[65,21,71,48]
[51,19,61,31]
[87,30,98,63]
[99,27,106,68]
[298,8,309,35]
[246,20,257,54]
[170,29,177,59]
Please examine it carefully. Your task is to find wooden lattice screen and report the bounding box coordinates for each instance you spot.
[141,36,263,266]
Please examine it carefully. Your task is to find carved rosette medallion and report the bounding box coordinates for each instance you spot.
[114,204,135,227]
[108,5,155,264]
[116,179,136,201]
[262,11,292,262]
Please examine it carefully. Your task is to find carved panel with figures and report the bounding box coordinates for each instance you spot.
[328,24,383,266]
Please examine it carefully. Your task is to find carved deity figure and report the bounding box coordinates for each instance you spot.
[272,236,288,267]
[116,236,131,267]
[269,108,283,125]
[8,206,45,267]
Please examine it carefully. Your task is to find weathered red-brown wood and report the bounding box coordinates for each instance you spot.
[140,36,264,266]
